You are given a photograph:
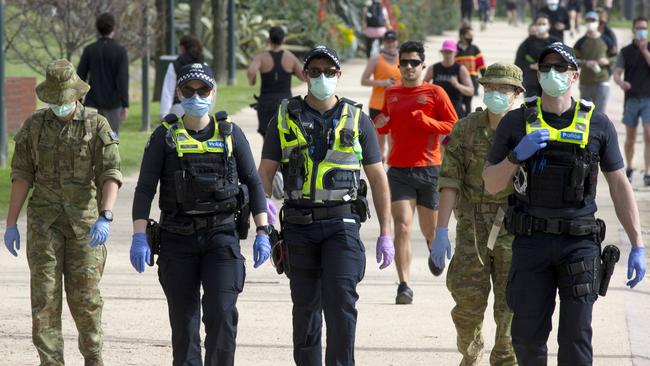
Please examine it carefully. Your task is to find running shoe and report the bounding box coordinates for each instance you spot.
[395,282,413,305]
[644,175,650,187]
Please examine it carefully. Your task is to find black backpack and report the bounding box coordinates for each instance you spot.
[366,2,386,27]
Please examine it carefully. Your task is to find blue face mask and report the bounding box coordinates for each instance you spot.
[50,102,76,118]
[309,74,338,101]
[539,68,571,97]
[181,94,212,117]
[636,30,648,40]
[483,91,512,114]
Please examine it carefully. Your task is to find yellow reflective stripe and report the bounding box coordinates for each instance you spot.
[173,118,229,157]
[525,97,591,148]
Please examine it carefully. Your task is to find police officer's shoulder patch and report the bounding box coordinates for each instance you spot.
[109,131,119,142]
[100,130,119,146]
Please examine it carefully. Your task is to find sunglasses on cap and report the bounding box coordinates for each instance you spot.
[399,59,423,68]
[180,85,212,98]
[306,67,339,78]
[538,62,574,73]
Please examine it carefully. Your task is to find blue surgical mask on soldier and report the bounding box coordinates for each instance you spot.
[49,101,76,117]
[539,68,571,97]
[483,91,511,114]
[310,74,338,101]
[636,29,648,40]
[181,94,212,117]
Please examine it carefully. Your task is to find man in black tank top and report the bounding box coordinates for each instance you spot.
[424,40,475,117]
[247,27,306,136]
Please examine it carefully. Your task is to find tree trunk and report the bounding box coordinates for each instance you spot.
[153,0,167,101]
[211,0,228,83]
[190,0,203,38]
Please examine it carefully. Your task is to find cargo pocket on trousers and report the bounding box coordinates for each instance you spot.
[227,245,246,293]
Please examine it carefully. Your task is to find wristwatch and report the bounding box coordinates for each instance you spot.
[256,225,273,235]
[507,150,522,165]
[99,210,114,222]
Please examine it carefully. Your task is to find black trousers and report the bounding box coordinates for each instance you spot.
[157,227,245,366]
[461,0,474,19]
[507,232,600,366]
[283,217,366,366]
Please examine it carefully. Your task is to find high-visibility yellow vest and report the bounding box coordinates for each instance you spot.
[525,97,594,149]
[163,116,233,158]
[278,98,363,202]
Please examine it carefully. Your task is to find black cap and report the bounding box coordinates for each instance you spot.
[303,46,341,69]
[383,30,398,41]
[176,63,216,88]
[538,42,578,70]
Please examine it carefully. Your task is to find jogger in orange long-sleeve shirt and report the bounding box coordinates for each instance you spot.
[376,41,458,304]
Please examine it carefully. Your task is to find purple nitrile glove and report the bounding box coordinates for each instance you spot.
[376,235,395,270]
[627,247,646,288]
[266,198,278,226]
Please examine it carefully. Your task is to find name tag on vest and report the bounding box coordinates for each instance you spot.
[560,131,583,141]
[206,140,225,149]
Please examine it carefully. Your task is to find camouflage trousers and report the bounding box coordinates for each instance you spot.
[446,212,516,366]
[26,214,106,366]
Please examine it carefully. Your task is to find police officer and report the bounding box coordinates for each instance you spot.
[129,63,270,366]
[258,46,394,365]
[433,63,524,366]
[3,59,122,366]
[483,43,646,365]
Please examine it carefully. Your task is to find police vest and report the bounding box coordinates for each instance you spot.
[278,97,363,202]
[159,112,240,215]
[513,97,599,209]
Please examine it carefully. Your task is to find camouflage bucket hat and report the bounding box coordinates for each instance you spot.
[36,59,90,105]
[478,62,525,92]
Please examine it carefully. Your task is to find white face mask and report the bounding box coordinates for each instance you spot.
[537,25,549,34]
[586,21,599,32]
[547,2,559,10]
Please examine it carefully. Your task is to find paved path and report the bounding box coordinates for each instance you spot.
[1,21,649,366]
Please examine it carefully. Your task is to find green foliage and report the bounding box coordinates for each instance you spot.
[393,0,460,40]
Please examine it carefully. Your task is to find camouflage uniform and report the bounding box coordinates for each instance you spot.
[10,60,122,366]
[439,110,516,366]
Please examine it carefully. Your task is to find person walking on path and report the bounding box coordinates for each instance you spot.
[130,63,271,366]
[362,0,392,58]
[483,42,646,365]
[247,26,305,137]
[160,35,205,118]
[434,62,524,366]
[376,41,458,304]
[456,26,487,115]
[573,11,617,114]
[613,16,650,186]
[360,30,401,160]
[425,40,474,118]
[77,13,129,135]
[4,59,122,366]
[538,0,570,42]
[431,63,523,366]
[258,45,394,365]
[515,14,561,97]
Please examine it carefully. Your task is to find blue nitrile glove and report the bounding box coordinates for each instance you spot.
[514,129,550,161]
[253,234,271,268]
[130,233,152,273]
[4,225,20,257]
[627,247,646,288]
[430,227,452,270]
[88,217,110,247]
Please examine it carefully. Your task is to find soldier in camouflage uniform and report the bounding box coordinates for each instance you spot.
[430,63,524,366]
[3,59,122,366]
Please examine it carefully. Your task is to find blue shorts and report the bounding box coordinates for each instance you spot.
[622,97,650,128]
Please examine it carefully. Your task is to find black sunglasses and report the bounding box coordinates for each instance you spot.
[538,63,574,73]
[306,68,339,78]
[180,85,212,98]
[399,59,423,68]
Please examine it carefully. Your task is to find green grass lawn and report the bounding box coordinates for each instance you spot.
[0,65,279,217]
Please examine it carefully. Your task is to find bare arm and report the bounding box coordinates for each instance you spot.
[247,55,261,86]
[482,159,519,194]
[637,41,650,67]
[613,67,630,91]
[604,169,644,248]
[455,66,475,96]
[259,159,280,197]
[424,65,434,83]
[360,57,383,87]
[100,179,119,212]
[291,53,307,81]
[363,162,391,236]
[436,188,458,228]
[6,179,30,226]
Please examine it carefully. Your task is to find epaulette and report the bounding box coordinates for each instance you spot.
[286,96,303,118]
[214,110,229,121]
[161,113,179,127]
[577,99,594,112]
[340,97,363,109]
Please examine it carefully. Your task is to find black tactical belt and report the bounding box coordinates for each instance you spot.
[161,212,236,235]
[282,204,355,225]
[506,211,602,237]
